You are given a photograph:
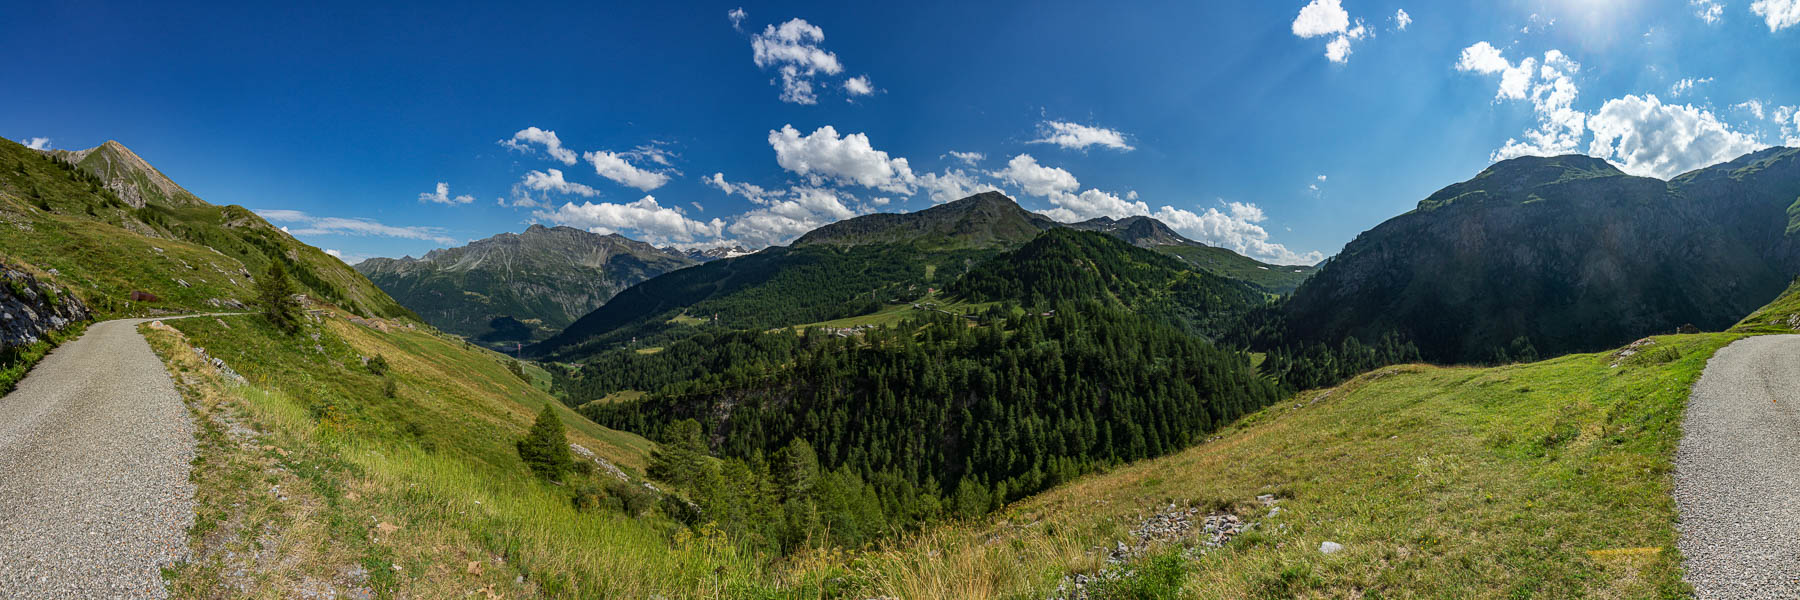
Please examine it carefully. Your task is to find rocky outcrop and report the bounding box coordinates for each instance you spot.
[0,264,92,348]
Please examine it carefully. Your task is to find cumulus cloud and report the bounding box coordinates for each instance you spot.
[750,18,846,104]
[255,209,458,245]
[1751,0,1800,30]
[728,6,746,30]
[499,127,578,166]
[20,137,50,150]
[419,182,474,205]
[843,75,874,97]
[944,151,985,166]
[1292,0,1369,63]
[768,124,916,193]
[726,186,862,247]
[1030,121,1135,151]
[584,150,670,191]
[1735,99,1767,120]
[1691,0,1726,23]
[994,154,1079,197]
[1670,77,1713,97]
[1153,202,1324,265]
[1457,44,1587,160]
[521,169,600,197]
[1587,94,1766,179]
[533,196,726,245]
[324,248,342,258]
[1393,8,1412,30]
[916,169,998,204]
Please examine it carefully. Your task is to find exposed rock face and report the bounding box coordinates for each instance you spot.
[0,264,92,348]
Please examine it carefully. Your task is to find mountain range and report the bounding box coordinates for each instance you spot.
[356,225,695,344]
[1278,149,1800,362]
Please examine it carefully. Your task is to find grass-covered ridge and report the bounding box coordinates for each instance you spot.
[0,137,412,319]
[1731,276,1800,334]
[837,332,1736,598]
[140,307,829,598]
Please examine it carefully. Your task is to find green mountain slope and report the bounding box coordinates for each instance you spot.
[951,228,1270,338]
[356,225,694,345]
[1280,150,1800,362]
[1068,215,1315,293]
[0,138,412,318]
[530,192,1056,357]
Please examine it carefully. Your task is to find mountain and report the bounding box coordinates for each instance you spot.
[356,225,695,344]
[951,228,1270,338]
[1067,215,1316,294]
[1,138,412,319]
[791,190,1059,248]
[530,192,1061,357]
[662,244,752,262]
[1279,149,1800,362]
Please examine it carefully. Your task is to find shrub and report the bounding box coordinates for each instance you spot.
[257,261,301,334]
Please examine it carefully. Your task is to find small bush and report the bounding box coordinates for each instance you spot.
[367,354,390,376]
[1093,549,1189,599]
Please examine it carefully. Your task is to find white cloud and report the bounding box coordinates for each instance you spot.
[703,172,787,204]
[1040,189,1151,222]
[1457,44,1587,160]
[843,75,874,97]
[521,168,600,197]
[726,186,861,247]
[254,209,458,245]
[1735,99,1767,120]
[1030,121,1135,151]
[1670,77,1713,97]
[499,127,578,166]
[1776,105,1800,146]
[419,182,474,205]
[1587,94,1766,179]
[751,18,845,104]
[768,124,916,193]
[994,154,1079,197]
[1751,0,1800,30]
[1692,0,1726,23]
[916,169,998,204]
[1153,202,1323,265]
[20,137,50,150]
[324,249,342,258]
[532,196,726,245]
[728,7,746,30]
[1393,8,1412,30]
[1520,12,1556,34]
[1291,0,1369,63]
[584,150,670,191]
[945,151,985,166]
[1316,174,1328,181]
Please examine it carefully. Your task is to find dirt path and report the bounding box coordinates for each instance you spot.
[0,318,210,599]
[1675,334,1800,599]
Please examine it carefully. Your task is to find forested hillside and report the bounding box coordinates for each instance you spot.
[584,302,1281,549]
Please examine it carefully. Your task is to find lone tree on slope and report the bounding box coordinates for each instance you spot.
[517,404,574,480]
[258,261,301,334]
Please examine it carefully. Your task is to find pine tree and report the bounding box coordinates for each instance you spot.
[257,261,301,333]
[516,404,573,480]
[647,419,710,490]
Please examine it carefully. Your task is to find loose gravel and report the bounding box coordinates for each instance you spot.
[1675,334,1800,599]
[0,318,199,599]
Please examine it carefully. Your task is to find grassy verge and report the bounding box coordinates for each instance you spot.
[142,309,815,598]
[840,333,1737,598]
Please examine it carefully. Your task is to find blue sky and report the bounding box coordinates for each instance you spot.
[5,0,1799,265]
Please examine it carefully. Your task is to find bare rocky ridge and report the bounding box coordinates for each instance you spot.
[1675,334,1800,599]
[0,318,208,599]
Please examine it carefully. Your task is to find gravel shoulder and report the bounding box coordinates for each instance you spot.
[1676,334,1800,599]
[0,318,202,599]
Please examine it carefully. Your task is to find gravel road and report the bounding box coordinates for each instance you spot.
[0,318,199,599]
[1676,334,1800,599]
